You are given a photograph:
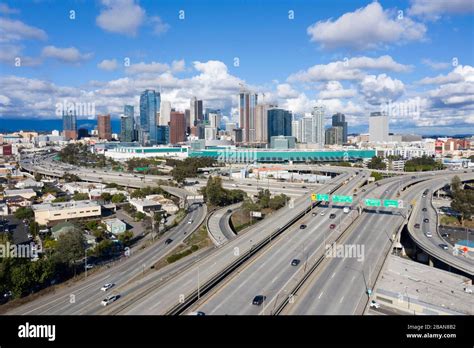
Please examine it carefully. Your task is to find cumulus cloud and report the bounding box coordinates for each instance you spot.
[421,58,451,70]
[97,59,119,71]
[0,3,20,14]
[408,0,474,20]
[288,55,410,83]
[307,2,426,50]
[359,74,405,105]
[0,17,47,42]
[126,59,186,75]
[42,46,93,64]
[150,16,170,36]
[276,83,299,98]
[418,65,474,85]
[96,0,146,36]
[318,81,357,99]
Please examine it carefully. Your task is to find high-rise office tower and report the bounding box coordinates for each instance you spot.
[332,112,348,143]
[97,114,112,140]
[207,109,222,129]
[185,109,190,132]
[140,89,160,145]
[267,108,292,143]
[156,125,170,145]
[160,101,171,126]
[291,120,301,142]
[169,112,186,144]
[190,97,203,126]
[312,105,325,147]
[62,110,77,140]
[255,104,269,143]
[239,89,258,143]
[325,126,343,145]
[369,111,389,142]
[300,116,313,143]
[120,105,135,142]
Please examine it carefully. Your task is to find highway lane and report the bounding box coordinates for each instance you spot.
[104,170,359,314]
[188,173,366,315]
[407,173,474,275]
[283,178,410,314]
[6,203,206,315]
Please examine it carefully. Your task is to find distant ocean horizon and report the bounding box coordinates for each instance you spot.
[0,118,121,134]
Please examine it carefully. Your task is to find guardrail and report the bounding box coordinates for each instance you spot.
[165,181,346,315]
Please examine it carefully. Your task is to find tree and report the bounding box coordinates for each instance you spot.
[451,175,461,193]
[34,173,42,182]
[111,193,126,203]
[100,192,112,202]
[451,176,474,226]
[72,192,89,201]
[370,172,383,181]
[117,231,134,246]
[55,230,86,267]
[367,156,386,170]
[29,222,40,237]
[14,207,34,220]
[63,173,80,182]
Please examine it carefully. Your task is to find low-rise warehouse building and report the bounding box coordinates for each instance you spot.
[32,200,102,225]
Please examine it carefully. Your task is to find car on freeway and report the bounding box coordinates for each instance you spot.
[164,238,173,245]
[188,311,206,316]
[312,212,317,217]
[439,244,449,250]
[252,295,266,306]
[423,218,429,223]
[101,283,114,291]
[227,209,232,213]
[301,186,307,189]
[187,220,193,224]
[247,183,252,186]
[362,189,366,192]
[329,213,336,219]
[299,224,307,229]
[85,264,94,270]
[291,259,300,266]
[320,211,325,216]
[343,207,350,214]
[101,294,118,306]
[441,233,450,238]
[369,300,380,309]
[329,224,336,229]
[425,232,433,238]
[414,223,420,229]
[422,208,427,212]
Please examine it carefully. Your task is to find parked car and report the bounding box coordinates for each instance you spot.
[291,259,300,266]
[252,295,266,306]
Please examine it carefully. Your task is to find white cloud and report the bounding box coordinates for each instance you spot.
[307,2,426,50]
[97,59,118,71]
[0,3,20,14]
[408,0,474,20]
[319,81,357,99]
[126,59,185,75]
[0,17,47,42]
[421,58,450,70]
[276,83,299,98]
[96,0,145,36]
[42,46,93,64]
[0,44,42,66]
[151,16,170,36]
[288,55,410,83]
[418,65,474,85]
[359,74,405,105]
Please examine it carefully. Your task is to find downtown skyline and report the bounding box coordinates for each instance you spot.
[0,0,473,136]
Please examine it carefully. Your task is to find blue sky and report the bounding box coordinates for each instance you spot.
[0,0,473,135]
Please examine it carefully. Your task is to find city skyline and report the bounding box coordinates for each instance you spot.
[0,0,473,136]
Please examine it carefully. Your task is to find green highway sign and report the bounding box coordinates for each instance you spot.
[332,195,353,204]
[317,194,330,201]
[365,198,381,207]
[383,199,402,208]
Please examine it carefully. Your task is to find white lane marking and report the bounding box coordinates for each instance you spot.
[339,296,345,304]
[318,291,324,299]
[331,272,336,279]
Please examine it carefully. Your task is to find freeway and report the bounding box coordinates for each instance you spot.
[407,173,474,276]
[6,203,207,315]
[207,202,241,246]
[283,172,473,315]
[95,169,359,314]
[186,172,367,315]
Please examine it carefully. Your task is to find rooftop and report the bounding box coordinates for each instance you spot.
[32,200,100,212]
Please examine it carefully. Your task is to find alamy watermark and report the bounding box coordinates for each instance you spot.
[325,243,365,262]
[0,242,41,259]
[380,97,421,119]
[217,148,257,164]
[55,99,96,117]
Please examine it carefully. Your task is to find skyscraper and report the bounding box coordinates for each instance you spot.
[169,112,186,144]
[369,111,389,142]
[332,113,348,143]
[325,126,343,145]
[301,116,313,143]
[159,101,171,126]
[190,97,203,126]
[239,89,258,143]
[291,120,301,142]
[312,106,325,147]
[140,89,160,145]
[97,114,112,140]
[267,108,292,143]
[255,104,269,143]
[62,110,77,140]
[156,125,170,145]
[120,105,135,142]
